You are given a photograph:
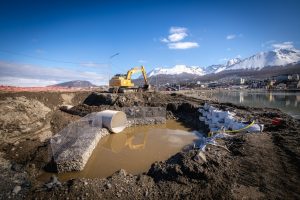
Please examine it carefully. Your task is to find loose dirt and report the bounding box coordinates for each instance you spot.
[0,90,299,199]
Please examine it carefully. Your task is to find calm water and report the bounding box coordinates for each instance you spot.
[39,120,200,181]
[211,91,300,119]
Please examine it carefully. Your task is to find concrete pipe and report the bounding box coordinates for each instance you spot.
[95,110,127,133]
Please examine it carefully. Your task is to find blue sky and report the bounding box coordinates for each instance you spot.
[0,0,300,86]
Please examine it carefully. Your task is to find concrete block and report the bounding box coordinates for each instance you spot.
[50,120,110,173]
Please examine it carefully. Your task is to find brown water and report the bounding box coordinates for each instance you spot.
[40,120,200,181]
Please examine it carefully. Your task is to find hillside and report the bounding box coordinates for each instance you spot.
[50,80,97,87]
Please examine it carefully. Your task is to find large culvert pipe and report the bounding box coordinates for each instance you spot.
[95,110,127,133]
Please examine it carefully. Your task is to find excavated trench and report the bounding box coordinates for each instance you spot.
[40,92,207,180]
[2,91,300,199]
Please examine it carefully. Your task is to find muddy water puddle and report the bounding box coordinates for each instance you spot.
[40,120,200,181]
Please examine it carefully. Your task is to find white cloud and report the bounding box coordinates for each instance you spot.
[0,77,59,87]
[168,26,188,42]
[272,41,295,49]
[168,42,199,50]
[80,61,107,68]
[226,34,236,40]
[138,59,147,63]
[160,26,199,50]
[0,61,107,86]
[168,32,187,42]
[160,38,169,43]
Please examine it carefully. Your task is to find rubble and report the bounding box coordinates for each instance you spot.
[44,175,62,189]
[12,185,21,195]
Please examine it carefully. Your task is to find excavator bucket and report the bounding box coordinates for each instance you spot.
[143,84,150,90]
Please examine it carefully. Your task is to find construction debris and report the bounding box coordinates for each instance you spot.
[198,103,264,134]
[197,103,264,151]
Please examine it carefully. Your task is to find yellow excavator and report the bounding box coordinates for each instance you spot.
[109,66,150,93]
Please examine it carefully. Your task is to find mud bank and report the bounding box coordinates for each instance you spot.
[0,91,299,199]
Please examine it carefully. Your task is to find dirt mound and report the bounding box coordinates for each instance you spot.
[83,92,177,107]
[0,96,51,140]
[0,91,90,109]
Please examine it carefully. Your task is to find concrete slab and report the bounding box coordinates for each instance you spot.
[50,119,109,173]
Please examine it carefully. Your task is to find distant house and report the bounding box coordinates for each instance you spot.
[240,78,245,85]
[276,83,287,89]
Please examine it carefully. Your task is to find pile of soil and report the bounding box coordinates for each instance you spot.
[0,91,299,199]
[0,96,51,139]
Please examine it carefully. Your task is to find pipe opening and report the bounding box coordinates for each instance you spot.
[99,110,127,133]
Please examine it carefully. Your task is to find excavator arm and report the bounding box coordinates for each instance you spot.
[126,66,149,86]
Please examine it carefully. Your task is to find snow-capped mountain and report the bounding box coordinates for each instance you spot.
[227,48,300,70]
[204,58,241,74]
[147,65,205,77]
[226,58,241,66]
[143,47,300,81]
[204,58,242,74]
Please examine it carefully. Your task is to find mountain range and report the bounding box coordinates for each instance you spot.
[144,47,300,83]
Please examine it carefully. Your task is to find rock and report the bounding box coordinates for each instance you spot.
[44,175,62,189]
[144,190,149,197]
[118,169,127,176]
[45,182,54,189]
[193,151,207,164]
[59,105,74,112]
[11,163,23,172]
[13,141,20,146]
[12,185,21,194]
[105,183,112,189]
